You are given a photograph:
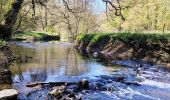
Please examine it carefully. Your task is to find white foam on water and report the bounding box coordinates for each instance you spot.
[141,80,170,90]
[96,86,159,100]
[115,87,159,100]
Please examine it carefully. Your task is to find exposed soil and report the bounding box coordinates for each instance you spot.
[75,37,170,68]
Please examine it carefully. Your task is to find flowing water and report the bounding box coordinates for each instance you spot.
[10,42,115,99]
[2,42,170,100]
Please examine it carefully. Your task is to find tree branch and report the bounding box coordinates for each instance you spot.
[102,0,125,21]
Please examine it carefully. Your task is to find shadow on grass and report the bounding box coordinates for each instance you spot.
[13,31,60,42]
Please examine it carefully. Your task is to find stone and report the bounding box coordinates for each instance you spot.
[66,84,79,94]
[89,82,105,90]
[78,79,89,89]
[110,76,124,82]
[136,76,145,82]
[100,75,111,80]
[49,85,65,96]
[75,94,82,100]
[68,93,76,98]
[107,79,113,83]
[123,81,141,86]
[92,52,99,57]
[136,67,141,75]
[67,84,79,90]
[101,84,115,91]
[96,79,107,84]
[0,89,18,100]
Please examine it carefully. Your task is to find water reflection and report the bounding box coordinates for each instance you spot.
[10,42,112,83]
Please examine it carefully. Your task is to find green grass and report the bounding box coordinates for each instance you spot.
[76,32,170,45]
[76,33,96,42]
[13,31,60,41]
[111,33,170,43]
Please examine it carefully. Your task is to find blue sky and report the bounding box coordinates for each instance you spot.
[55,0,106,13]
[93,0,106,13]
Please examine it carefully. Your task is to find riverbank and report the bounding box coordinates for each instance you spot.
[12,32,60,42]
[75,33,170,67]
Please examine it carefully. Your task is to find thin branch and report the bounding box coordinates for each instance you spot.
[102,0,125,21]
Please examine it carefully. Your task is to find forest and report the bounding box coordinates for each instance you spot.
[0,0,170,41]
[0,0,170,100]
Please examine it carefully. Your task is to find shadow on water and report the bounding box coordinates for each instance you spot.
[76,49,120,67]
[9,42,113,84]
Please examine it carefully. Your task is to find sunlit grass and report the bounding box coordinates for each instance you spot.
[13,31,60,41]
[76,32,170,44]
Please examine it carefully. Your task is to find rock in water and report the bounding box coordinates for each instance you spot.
[136,75,145,82]
[0,89,18,100]
[66,84,79,94]
[78,79,89,89]
[92,52,99,57]
[49,85,66,97]
[123,81,141,86]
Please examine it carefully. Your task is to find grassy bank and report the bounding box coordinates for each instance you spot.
[13,31,60,42]
[75,33,170,66]
[0,40,6,47]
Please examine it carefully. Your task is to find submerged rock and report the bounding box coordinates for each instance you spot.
[78,79,89,89]
[123,81,141,86]
[66,84,79,94]
[100,75,124,82]
[101,84,115,91]
[92,52,99,57]
[136,75,145,82]
[89,81,105,90]
[0,89,18,100]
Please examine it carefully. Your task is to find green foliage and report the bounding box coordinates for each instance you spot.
[108,0,170,33]
[110,33,170,45]
[13,31,60,41]
[0,0,14,23]
[77,33,170,45]
[44,25,55,33]
[91,33,110,43]
[76,33,112,43]
[76,33,96,42]
[0,40,7,47]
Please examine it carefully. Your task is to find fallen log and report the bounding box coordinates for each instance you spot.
[26,79,89,89]
[26,82,75,87]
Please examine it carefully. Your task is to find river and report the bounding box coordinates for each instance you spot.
[4,42,170,100]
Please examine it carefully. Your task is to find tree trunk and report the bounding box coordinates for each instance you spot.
[163,23,165,34]
[0,0,24,41]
